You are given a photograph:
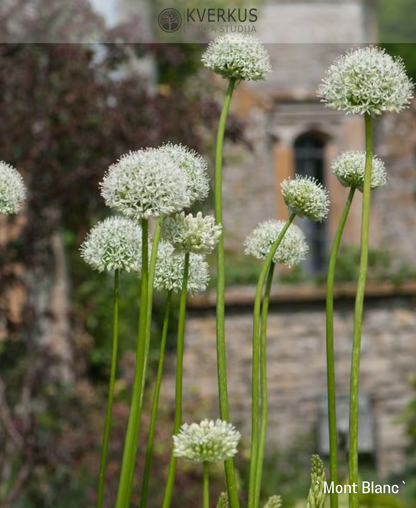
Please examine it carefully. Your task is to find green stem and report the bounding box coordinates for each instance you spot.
[248,212,296,508]
[215,77,240,508]
[254,262,275,508]
[115,218,149,508]
[162,253,190,508]
[349,113,373,508]
[326,186,355,508]
[141,291,172,508]
[125,220,162,500]
[203,462,210,508]
[96,269,119,508]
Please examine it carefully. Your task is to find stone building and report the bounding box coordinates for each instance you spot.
[160,0,416,478]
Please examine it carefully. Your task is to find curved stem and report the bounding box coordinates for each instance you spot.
[326,187,356,508]
[162,253,190,508]
[115,218,149,508]
[96,269,119,508]
[254,262,275,508]
[141,291,172,508]
[125,220,162,499]
[248,213,296,508]
[214,77,240,508]
[349,113,373,508]
[203,462,210,508]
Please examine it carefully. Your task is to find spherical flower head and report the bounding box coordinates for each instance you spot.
[201,34,271,81]
[244,220,309,268]
[0,161,26,215]
[318,46,414,116]
[80,216,142,273]
[173,419,241,463]
[154,241,210,295]
[161,212,221,254]
[331,151,387,192]
[100,147,192,220]
[281,176,330,222]
[159,143,210,204]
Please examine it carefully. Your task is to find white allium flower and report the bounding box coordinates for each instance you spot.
[173,419,241,463]
[100,148,192,220]
[0,161,26,215]
[201,34,271,81]
[154,241,210,295]
[159,143,210,204]
[244,220,309,268]
[80,216,142,273]
[331,151,387,192]
[281,176,330,222]
[161,212,221,254]
[318,46,414,116]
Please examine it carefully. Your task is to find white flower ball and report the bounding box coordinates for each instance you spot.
[0,161,26,215]
[331,151,387,192]
[281,176,330,222]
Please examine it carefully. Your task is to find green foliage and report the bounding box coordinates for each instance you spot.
[334,244,391,282]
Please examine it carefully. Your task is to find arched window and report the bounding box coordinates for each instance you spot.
[294,132,327,273]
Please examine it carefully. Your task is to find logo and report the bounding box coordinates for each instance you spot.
[158,8,182,33]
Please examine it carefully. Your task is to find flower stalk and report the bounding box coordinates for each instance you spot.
[215,77,240,508]
[325,186,355,508]
[349,113,373,508]
[96,269,119,508]
[203,462,210,508]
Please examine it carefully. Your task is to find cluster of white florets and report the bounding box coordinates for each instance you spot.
[0,161,26,215]
[173,419,241,463]
[154,241,210,295]
[318,46,414,116]
[281,176,330,222]
[202,34,271,81]
[161,212,221,255]
[331,151,387,192]
[80,216,143,273]
[244,220,309,268]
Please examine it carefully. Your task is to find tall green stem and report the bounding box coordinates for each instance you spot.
[115,218,149,508]
[254,262,275,508]
[214,77,240,508]
[203,462,210,508]
[96,269,119,508]
[326,187,356,508]
[162,253,190,508]
[141,291,172,508]
[349,113,373,508]
[248,213,296,508]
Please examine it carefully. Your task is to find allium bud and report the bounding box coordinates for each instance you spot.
[173,419,241,463]
[80,216,142,273]
[216,493,229,508]
[0,161,26,215]
[263,496,282,508]
[161,212,221,254]
[281,176,330,222]
[154,241,210,295]
[202,34,271,81]
[318,46,414,116]
[244,220,308,268]
[306,455,326,508]
[100,147,192,220]
[331,151,387,192]
[159,143,210,204]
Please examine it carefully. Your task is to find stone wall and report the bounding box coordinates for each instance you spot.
[161,284,416,477]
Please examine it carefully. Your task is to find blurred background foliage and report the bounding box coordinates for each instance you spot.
[0,0,416,507]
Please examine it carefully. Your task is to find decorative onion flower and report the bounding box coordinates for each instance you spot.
[201,34,271,81]
[216,493,229,508]
[264,496,282,508]
[281,176,330,222]
[306,455,326,508]
[331,151,387,192]
[100,147,192,220]
[244,220,309,268]
[159,143,210,204]
[173,419,241,463]
[318,46,414,116]
[154,241,210,295]
[0,161,26,215]
[161,212,221,254]
[80,216,142,273]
